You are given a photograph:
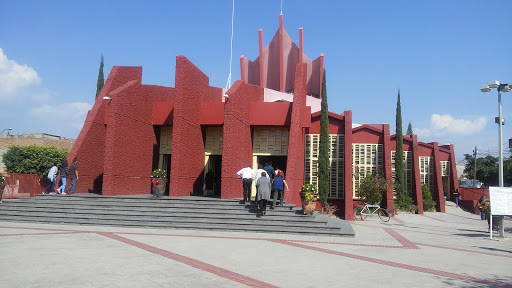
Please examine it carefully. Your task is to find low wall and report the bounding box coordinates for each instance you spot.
[1,173,40,199]
[458,188,488,215]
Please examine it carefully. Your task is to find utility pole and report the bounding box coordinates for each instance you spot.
[473,146,477,187]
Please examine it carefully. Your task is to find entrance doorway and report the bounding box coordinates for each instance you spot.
[252,155,288,198]
[255,156,288,176]
[204,154,222,197]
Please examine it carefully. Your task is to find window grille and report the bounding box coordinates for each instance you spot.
[440,161,450,177]
[253,127,289,155]
[304,134,344,198]
[419,156,434,194]
[159,126,173,154]
[352,144,383,198]
[205,127,223,155]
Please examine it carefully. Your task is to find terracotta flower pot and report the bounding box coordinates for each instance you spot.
[300,192,318,215]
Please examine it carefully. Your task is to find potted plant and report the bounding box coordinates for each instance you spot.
[151,169,167,198]
[299,184,318,215]
[0,175,4,204]
[325,204,338,217]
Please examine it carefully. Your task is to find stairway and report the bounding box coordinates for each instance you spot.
[0,194,355,236]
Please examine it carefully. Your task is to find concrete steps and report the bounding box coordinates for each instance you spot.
[0,194,355,236]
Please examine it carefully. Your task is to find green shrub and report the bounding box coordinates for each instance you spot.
[359,173,387,204]
[422,184,437,212]
[2,145,69,179]
[394,182,413,210]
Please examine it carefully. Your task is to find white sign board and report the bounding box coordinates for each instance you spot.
[489,187,512,215]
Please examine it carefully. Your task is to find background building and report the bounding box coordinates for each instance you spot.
[0,133,75,172]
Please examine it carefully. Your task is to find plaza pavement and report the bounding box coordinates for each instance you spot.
[0,201,511,288]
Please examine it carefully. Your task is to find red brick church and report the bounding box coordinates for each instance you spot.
[68,15,458,220]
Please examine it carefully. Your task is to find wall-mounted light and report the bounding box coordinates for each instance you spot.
[103,96,112,101]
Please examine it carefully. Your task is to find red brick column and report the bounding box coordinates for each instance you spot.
[221,81,264,199]
[343,111,354,220]
[448,144,459,200]
[285,63,307,207]
[103,69,158,196]
[432,142,446,212]
[382,125,394,211]
[411,135,424,214]
[169,56,211,197]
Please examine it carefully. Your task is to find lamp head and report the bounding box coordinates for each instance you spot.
[480,85,491,92]
[223,94,230,99]
[103,96,112,100]
[502,85,512,93]
[488,80,500,89]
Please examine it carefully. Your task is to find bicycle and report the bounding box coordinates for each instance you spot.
[354,204,390,222]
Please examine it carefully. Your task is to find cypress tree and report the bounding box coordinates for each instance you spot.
[395,90,406,200]
[95,54,104,100]
[406,121,413,135]
[318,69,329,206]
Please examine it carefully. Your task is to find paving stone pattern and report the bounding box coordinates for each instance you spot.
[0,199,511,287]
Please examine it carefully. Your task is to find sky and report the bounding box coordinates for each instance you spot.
[1,0,511,164]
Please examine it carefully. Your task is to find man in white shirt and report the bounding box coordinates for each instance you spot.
[237,165,255,204]
[43,162,60,194]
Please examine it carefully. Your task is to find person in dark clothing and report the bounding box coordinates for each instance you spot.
[271,170,289,208]
[204,170,214,196]
[478,195,486,220]
[263,162,275,181]
[65,158,78,195]
[57,159,69,194]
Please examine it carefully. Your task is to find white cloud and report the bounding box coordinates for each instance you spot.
[416,114,487,138]
[0,48,41,97]
[29,102,93,134]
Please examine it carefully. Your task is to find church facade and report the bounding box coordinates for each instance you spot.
[68,15,458,220]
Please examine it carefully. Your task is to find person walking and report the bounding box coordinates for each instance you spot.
[478,195,486,220]
[43,162,59,194]
[254,164,269,202]
[263,162,275,182]
[57,159,69,195]
[237,165,254,204]
[271,170,289,208]
[453,189,460,207]
[65,158,78,195]
[256,171,271,216]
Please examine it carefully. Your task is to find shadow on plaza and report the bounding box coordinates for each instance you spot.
[440,274,512,287]
[475,246,512,254]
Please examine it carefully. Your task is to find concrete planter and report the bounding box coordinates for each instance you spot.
[151,179,167,198]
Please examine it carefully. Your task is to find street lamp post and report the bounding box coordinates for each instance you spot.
[481,80,511,238]
[0,128,12,135]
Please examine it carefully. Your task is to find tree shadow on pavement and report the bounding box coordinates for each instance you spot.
[476,246,512,254]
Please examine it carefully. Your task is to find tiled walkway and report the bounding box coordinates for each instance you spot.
[0,201,511,287]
